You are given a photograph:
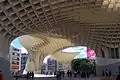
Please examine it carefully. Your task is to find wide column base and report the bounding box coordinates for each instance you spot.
[25,51,46,73]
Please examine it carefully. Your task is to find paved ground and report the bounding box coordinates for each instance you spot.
[12,77,100,80]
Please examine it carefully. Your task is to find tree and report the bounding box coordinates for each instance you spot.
[71,59,82,71]
[71,59,95,72]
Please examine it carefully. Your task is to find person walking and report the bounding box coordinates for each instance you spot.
[56,71,61,80]
[67,70,70,77]
[31,72,34,80]
[0,71,3,80]
[15,71,19,80]
[108,69,111,77]
[26,72,29,80]
[105,69,109,77]
[62,71,65,77]
[69,71,72,77]
[73,71,77,77]
[102,70,105,76]
[116,72,120,80]
[116,66,120,80]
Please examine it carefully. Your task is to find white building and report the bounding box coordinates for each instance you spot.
[57,62,64,71]
[43,58,70,73]
[47,58,57,72]
[21,54,28,71]
[9,46,28,72]
[9,46,21,71]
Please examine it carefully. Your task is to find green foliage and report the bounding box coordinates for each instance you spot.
[71,59,95,72]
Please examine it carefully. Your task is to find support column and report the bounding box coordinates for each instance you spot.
[102,46,109,58]
[95,46,103,76]
[26,51,46,73]
[0,33,12,80]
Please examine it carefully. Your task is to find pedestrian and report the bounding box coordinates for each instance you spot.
[31,72,34,80]
[105,69,109,77]
[27,72,29,80]
[73,71,77,77]
[15,71,19,80]
[102,70,105,76]
[56,71,61,80]
[0,71,3,80]
[108,69,111,77]
[67,70,70,77]
[116,72,120,80]
[69,71,72,77]
[62,71,65,77]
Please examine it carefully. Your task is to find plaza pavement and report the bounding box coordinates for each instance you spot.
[12,76,100,80]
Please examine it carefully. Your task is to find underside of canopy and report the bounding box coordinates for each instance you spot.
[50,51,78,62]
[19,34,73,54]
[19,34,74,71]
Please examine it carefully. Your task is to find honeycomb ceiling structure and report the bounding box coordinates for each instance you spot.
[1,0,120,53]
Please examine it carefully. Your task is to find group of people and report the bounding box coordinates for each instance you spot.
[102,69,111,77]
[55,70,95,80]
[67,70,96,78]
[67,70,73,77]
[56,71,63,80]
[27,72,34,80]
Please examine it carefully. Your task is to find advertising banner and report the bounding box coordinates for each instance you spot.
[10,48,21,71]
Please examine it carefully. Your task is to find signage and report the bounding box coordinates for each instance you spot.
[10,48,21,71]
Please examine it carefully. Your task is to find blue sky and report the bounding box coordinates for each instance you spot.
[11,37,23,49]
[11,37,28,53]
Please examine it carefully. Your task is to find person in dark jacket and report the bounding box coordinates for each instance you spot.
[108,69,111,77]
[0,71,3,80]
[31,72,34,79]
[26,72,29,80]
[116,73,120,80]
[56,71,61,80]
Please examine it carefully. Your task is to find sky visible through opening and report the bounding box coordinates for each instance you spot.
[11,37,28,53]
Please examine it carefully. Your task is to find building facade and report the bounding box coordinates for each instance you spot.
[57,62,64,71]
[47,58,57,72]
[42,58,69,73]
[9,46,28,73]
[21,54,28,71]
[9,46,21,71]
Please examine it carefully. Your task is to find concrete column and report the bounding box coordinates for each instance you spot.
[102,46,109,58]
[0,33,12,80]
[96,47,101,57]
[96,46,109,76]
[26,51,46,73]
